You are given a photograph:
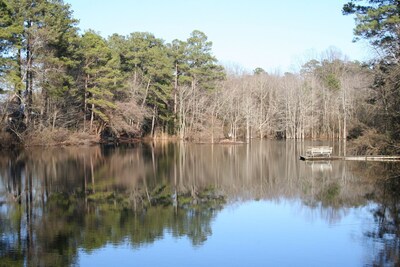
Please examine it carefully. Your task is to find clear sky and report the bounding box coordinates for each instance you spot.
[63,0,370,73]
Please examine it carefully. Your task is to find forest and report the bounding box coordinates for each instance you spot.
[1,0,400,154]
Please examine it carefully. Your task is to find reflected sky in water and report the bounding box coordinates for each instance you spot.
[0,140,399,266]
[78,200,377,267]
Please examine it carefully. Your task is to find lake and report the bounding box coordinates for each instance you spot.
[0,140,399,266]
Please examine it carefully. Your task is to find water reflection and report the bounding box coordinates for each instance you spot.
[0,141,399,266]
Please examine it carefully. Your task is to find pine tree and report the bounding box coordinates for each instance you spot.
[34,0,80,125]
[186,30,225,91]
[122,32,173,135]
[0,0,24,95]
[343,0,400,62]
[0,0,79,128]
[79,30,116,133]
[344,0,400,143]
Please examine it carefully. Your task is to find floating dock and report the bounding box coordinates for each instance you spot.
[299,155,400,162]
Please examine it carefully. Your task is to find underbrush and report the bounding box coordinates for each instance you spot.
[349,129,399,155]
[25,128,99,146]
[0,129,19,148]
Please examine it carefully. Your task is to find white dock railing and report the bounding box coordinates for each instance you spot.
[305,146,333,157]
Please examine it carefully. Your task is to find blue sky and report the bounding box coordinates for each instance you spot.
[64,0,370,73]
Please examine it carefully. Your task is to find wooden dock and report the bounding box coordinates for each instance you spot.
[299,155,400,162]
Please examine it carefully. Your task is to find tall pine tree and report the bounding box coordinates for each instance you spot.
[79,30,116,133]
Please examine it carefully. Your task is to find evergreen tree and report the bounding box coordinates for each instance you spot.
[167,39,190,128]
[123,32,173,135]
[344,0,400,143]
[79,30,116,133]
[0,0,79,125]
[34,0,80,125]
[0,0,25,95]
[1,1,227,141]
[106,34,126,99]
[174,30,225,138]
[343,0,400,62]
[186,30,225,91]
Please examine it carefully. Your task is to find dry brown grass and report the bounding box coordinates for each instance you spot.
[26,128,99,146]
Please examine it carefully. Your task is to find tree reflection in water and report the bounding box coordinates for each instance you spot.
[364,166,400,266]
[0,140,399,266]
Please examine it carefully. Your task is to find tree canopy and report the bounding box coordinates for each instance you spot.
[343,0,400,150]
[343,0,400,61]
[0,1,226,142]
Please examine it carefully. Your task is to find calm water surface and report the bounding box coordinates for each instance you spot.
[0,140,399,266]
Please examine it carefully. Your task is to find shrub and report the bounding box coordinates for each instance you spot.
[349,129,397,155]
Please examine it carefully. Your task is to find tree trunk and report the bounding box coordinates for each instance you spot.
[25,20,33,122]
[246,115,250,143]
[311,84,314,140]
[343,85,347,141]
[84,74,89,132]
[189,78,196,136]
[174,63,178,115]
[211,112,214,143]
[52,110,58,131]
[17,48,22,97]
[174,64,178,134]
[151,106,156,138]
[40,88,49,128]
[179,88,185,139]
[141,78,151,108]
[90,104,94,132]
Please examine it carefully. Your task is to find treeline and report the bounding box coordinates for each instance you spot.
[0,0,225,144]
[0,0,399,151]
[211,54,371,142]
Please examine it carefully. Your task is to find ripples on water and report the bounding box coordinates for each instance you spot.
[0,140,399,266]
